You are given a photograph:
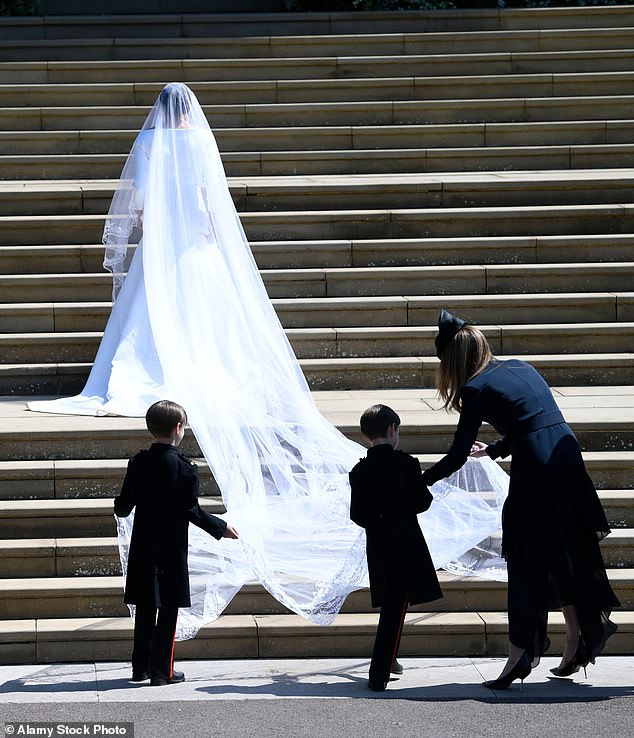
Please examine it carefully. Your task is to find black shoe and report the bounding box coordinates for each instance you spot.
[367,679,387,692]
[550,641,591,678]
[150,670,186,686]
[130,671,149,682]
[482,653,532,691]
[391,659,404,675]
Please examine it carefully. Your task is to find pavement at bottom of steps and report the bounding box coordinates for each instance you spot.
[0,657,632,704]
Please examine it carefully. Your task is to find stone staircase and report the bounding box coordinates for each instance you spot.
[0,6,632,664]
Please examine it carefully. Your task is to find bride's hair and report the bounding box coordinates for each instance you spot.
[437,325,492,413]
[154,82,194,129]
[159,83,191,112]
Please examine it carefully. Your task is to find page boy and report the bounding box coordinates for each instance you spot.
[114,399,239,686]
[349,403,442,692]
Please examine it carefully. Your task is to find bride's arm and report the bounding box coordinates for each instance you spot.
[131,137,151,230]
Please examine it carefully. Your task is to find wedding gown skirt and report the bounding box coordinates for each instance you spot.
[29,241,165,417]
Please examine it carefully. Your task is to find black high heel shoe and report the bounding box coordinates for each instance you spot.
[482,653,532,691]
[550,641,591,678]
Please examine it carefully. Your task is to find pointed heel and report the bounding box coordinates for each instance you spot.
[550,641,590,679]
[482,653,531,691]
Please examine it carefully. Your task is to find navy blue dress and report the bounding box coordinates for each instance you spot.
[422,359,619,662]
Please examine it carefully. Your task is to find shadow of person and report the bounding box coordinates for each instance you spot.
[196,675,634,703]
[0,664,146,695]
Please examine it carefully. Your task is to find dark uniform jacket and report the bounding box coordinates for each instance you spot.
[114,442,227,608]
[349,444,442,608]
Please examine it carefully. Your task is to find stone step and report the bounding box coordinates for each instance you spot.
[1,293,632,336]
[1,294,632,335]
[0,537,121,578]
[6,171,634,215]
[6,606,634,665]
[3,120,634,157]
[6,48,634,86]
[212,204,634,241]
[1,453,631,500]
[11,96,634,134]
[0,234,631,274]
[0,458,222,500]
[0,29,616,63]
[1,263,633,303]
[6,95,634,132]
[602,490,634,528]
[2,522,633,572]
[2,608,633,664]
[1,394,633,459]
[5,23,634,62]
[2,322,633,366]
[6,143,634,179]
[2,205,634,246]
[0,508,634,560]
[3,6,634,42]
[0,569,631,621]
[0,498,222,541]
[5,72,634,108]
[300,354,634,391]
[3,353,633,395]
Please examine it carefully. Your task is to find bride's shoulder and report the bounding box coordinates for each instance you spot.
[131,129,154,156]
[136,128,154,143]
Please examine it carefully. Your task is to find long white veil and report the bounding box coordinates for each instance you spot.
[28,83,508,639]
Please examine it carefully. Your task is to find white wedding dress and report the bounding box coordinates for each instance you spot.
[27,84,508,639]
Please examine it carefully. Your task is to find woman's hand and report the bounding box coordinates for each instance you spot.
[469,440,489,458]
[222,523,239,539]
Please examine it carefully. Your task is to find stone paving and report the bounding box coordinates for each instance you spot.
[0,656,632,704]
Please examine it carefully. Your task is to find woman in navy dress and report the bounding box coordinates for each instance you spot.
[422,309,620,689]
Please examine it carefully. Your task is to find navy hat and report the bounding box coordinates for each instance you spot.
[435,308,467,358]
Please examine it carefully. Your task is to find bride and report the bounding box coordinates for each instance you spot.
[28,83,509,638]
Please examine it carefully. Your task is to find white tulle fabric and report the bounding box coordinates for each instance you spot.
[28,83,508,640]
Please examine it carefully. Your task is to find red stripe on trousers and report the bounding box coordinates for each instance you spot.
[390,598,408,669]
[169,633,176,678]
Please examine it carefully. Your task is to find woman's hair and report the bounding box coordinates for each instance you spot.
[437,325,492,412]
[158,82,193,126]
[145,400,187,438]
[360,403,401,440]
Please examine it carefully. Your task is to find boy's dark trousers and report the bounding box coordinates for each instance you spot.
[368,585,408,688]
[132,602,179,678]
